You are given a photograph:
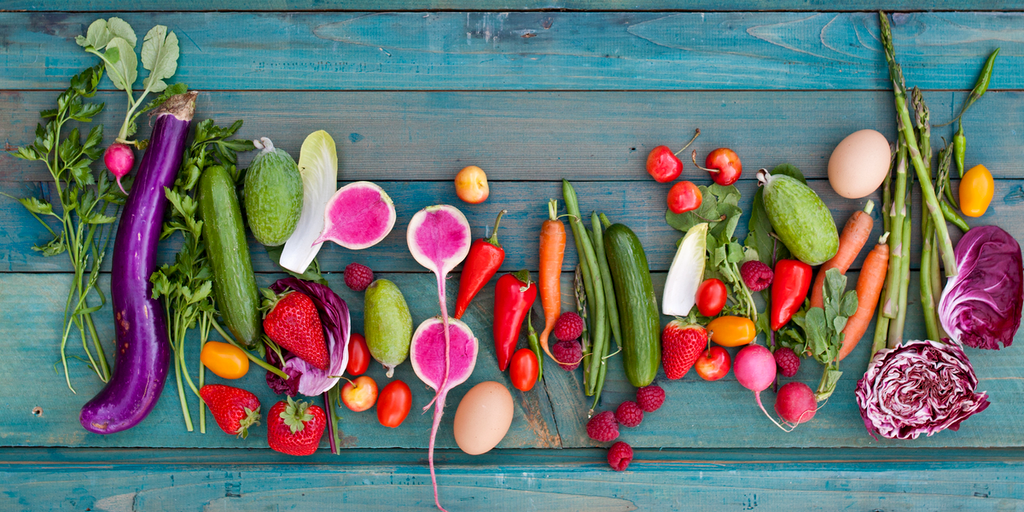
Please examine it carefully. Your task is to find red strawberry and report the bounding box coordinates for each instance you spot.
[267,397,327,456]
[200,384,261,438]
[263,291,330,371]
[661,319,707,380]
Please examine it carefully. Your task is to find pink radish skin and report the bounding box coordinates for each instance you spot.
[775,381,817,426]
[406,204,472,512]
[104,143,135,194]
[733,344,787,429]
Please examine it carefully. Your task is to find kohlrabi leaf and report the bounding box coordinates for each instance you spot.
[104,37,138,92]
[141,25,179,93]
[76,19,113,49]
[280,130,339,274]
[105,17,137,47]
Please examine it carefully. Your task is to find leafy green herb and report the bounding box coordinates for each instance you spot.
[802,268,857,402]
[150,119,255,432]
[4,64,121,391]
[77,17,181,144]
[668,183,758,322]
[264,244,328,285]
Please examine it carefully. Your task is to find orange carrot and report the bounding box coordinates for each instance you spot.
[538,199,566,360]
[810,200,875,309]
[838,234,889,361]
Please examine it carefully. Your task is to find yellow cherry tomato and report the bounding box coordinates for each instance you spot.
[200,341,249,379]
[960,164,994,217]
[707,316,757,347]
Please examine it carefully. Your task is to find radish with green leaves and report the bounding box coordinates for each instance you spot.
[406,204,473,511]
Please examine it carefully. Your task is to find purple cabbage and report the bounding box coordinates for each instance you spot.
[265,278,350,396]
[855,339,989,440]
[938,225,1023,350]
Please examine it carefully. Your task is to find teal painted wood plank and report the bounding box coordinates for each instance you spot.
[0,12,1015,91]
[5,88,1019,183]
[4,269,1023,450]
[10,1,1024,12]
[3,176,1015,274]
[0,271,561,450]
[3,448,1024,511]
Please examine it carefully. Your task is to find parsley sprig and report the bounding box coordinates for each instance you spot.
[6,64,122,391]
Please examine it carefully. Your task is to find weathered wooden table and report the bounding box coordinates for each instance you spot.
[2,2,1023,510]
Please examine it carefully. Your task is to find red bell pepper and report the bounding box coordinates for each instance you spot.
[493,270,537,371]
[771,259,812,331]
[453,210,507,319]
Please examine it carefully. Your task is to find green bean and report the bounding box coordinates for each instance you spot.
[591,212,622,350]
[526,313,543,382]
[563,180,607,395]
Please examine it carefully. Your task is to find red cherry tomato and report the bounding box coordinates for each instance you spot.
[346,333,370,376]
[646,145,683,183]
[509,348,540,392]
[377,380,412,428]
[704,148,742,186]
[696,278,728,317]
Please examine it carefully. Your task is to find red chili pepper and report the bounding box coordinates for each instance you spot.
[453,210,507,319]
[771,259,813,331]
[493,270,537,371]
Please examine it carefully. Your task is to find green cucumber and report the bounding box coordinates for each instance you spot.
[603,223,660,387]
[243,137,303,246]
[758,169,839,266]
[199,165,262,348]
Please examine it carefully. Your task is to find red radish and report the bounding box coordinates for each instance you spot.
[775,381,817,427]
[406,204,473,512]
[733,344,787,429]
[410,317,478,512]
[104,142,135,194]
[315,181,397,250]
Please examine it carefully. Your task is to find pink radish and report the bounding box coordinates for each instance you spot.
[775,381,817,427]
[315,181,397,250]
[733,344,787,429]
[104,142,135,194]
[406,204,472,511]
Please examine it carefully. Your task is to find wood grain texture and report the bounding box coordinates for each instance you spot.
[2,448,1023,511]
[0,12,1016,91]
[5,89,1023,184]
[3,177,1014,274]
[9,0,1024,12]
[4,269,1022,450]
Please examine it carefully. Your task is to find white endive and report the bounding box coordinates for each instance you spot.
[280,130,338,273]
[662,222,707,317]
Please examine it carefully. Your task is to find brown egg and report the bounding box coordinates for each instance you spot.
[828,129,892,199]
[453,381,514,455]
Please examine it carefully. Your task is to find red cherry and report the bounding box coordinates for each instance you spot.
[694,346,731,381]
[699,148,743,186]
[646,146,683,183]
[667,180,702,214]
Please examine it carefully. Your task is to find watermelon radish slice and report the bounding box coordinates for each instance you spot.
[406,204,472,511]
[314,181,396,250]
[410,317,479,512]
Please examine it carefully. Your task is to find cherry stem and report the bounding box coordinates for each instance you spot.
[673,128,701,156]
[692,149,719,173]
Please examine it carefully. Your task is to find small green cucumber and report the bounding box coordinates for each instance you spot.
[243,137,303,246]
[603,223,661,388]
[198,165,262,347]
[758,169,839,266]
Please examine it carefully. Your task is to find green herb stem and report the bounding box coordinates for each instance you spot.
[211,319,290,380]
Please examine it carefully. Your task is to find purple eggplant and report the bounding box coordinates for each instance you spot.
[80,92,197,434]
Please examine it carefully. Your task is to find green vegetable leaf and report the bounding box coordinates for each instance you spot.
[815,368,843,402]
[76,19,114,49]
[770,163,807,184]
[19,196,55,216]
[32,234,66,257]
[139,82,188,116]
[103,37,138,92]
[105,17,137,47]
[140,25,179,93]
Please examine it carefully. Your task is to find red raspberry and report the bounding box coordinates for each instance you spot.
[344,263,374,292]
[552,340,583,371]
[607,441,633,471]
[553,312,584,342]
[586,411,619,442]
[635,384,665,413]
[774,347,801,378]
[740,260,774,292]
[615,401,644,428]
